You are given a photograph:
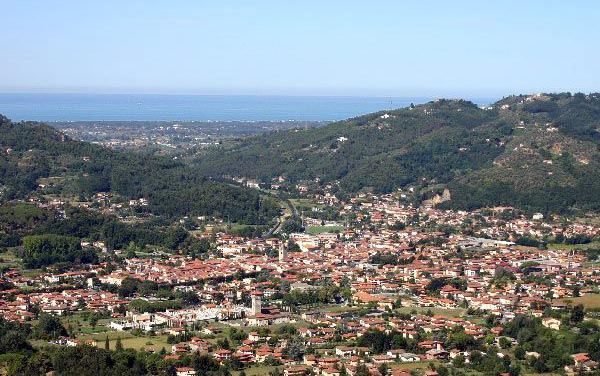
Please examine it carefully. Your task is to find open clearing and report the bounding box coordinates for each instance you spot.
[558,294,600,309]
[396,307,467,318]
[77,330,172,352]
[306,225,344,234]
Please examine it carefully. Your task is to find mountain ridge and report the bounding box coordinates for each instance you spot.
[195,93,600,214]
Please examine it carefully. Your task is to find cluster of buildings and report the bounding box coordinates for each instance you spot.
[1,188,600,375]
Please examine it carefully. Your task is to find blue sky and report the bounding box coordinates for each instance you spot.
[1,0,598,97]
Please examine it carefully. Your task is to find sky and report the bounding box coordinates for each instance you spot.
[1,0,599,97]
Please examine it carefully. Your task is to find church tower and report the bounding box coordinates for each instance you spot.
[251,292,262,315]
[278,242,288,262]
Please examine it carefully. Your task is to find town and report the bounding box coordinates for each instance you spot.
[1,183,599,376]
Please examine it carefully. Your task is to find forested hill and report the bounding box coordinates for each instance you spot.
[0,116,279,224]
[196,93,600,214]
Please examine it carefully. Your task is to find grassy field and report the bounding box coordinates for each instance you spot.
[0,249,22,269]
[558,294,600,309]
[547,241,600,250]
[389,361,439,372]
[396,307,467,318]
[60,314,113,335]
[289,198,321,210]
[306,225,344,235]
[76,330,172,352]
[30,330,171,353]
[117,335,171,352]
[575,216,600,226]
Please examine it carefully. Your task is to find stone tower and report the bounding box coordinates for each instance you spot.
[251,292,262,315]
[278,242,288,262]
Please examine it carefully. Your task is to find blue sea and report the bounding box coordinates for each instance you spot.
[0,93,496,122]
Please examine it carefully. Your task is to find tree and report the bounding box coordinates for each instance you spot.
[264,355,282,366]
[115,336,123,351]
[33,314,67,340]
[394,296,402,309]
[355,364,370,376]
[22,234,97,268]
[118,277,140,298]
[281,216,304,234]
[284,336,305,361]
[436,365,448,376]
[125,241,140,259]
[571,304,585,323]
[217,338,230,350]
[356,329,391,354]
[389,221,406,230]
[104,336,110,350]
[378,363,388,375]
[0,330,32,354]
[89,312,99,329]
[499,336,511,349]
[453,354,466,367]
[514,346,525,360]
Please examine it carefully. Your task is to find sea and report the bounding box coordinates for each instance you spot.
[0,93,496,122]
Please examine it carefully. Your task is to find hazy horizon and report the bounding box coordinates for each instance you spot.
[1,92,501,122]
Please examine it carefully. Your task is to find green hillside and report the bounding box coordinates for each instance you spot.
[196,93,600,214]
[0,116,279,224]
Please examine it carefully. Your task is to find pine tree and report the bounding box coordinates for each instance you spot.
[115,336,123,351]
[104,335,110,350]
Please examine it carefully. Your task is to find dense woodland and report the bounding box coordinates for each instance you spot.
[196,93,600,214]
[0,116,279,224]
[0,203,215,270]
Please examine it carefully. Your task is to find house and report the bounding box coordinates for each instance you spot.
[323,368,341,376]
[372,354,395,364]
[399,353,420,362]
[303,354,317,366]
[418,340,444,350]
[202,326,222,335]
[572,353,590,366]
[255,345,273,363]
[171,343,190,354]
[336,346,354,356]
[426,349,449,360]
[176,367,196,376]
[541,317,561,330]
[213,349,232,361]
[387,349,406,359]
[285,365,311,376]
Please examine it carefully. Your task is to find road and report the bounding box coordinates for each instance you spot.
[265,197,296,237]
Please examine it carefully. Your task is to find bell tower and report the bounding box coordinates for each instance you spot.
[251,292,263,315]
[278,242,288,262]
